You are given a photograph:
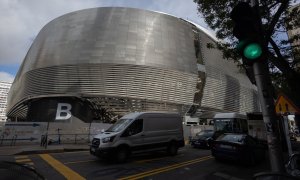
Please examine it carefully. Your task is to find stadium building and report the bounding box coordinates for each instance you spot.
[0,81,11,122]
[6,7,260,123]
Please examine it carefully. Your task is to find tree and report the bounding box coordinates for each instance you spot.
[194,0,300,105]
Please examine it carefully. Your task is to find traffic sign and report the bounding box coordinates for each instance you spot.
[275,93,300,114]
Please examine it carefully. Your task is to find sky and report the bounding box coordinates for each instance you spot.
[0,0,208,83]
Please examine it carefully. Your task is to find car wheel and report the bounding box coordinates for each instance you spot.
[167,142,178,156]
[116,147,129,163]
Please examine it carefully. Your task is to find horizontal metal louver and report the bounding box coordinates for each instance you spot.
[7,64,197,118]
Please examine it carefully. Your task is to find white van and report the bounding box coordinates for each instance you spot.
[90,112,184,162]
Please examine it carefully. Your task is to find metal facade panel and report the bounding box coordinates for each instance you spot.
[19,64,196,103]
[15,7,197,78]
[199,33,260,113]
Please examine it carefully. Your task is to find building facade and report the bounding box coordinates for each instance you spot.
[0,81,12,122]
[287,4,300,64]
[6,7,260,123]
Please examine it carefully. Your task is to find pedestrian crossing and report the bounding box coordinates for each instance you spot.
[14,155,35,169]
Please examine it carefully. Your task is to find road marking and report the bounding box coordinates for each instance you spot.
[118,155,212,180]
[26,162,34,166]
[39,154,85,180]
[64,160,97,165]
[15,155,28,159]
[15,158,31,163]
[14,155,35,169]
[54,151,89,155]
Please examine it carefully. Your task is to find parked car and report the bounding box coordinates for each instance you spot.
[211,133,265,165]
[190,130,214,149]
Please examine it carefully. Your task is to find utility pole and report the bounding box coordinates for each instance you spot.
[253,60,285,172]
[230,1,285,172]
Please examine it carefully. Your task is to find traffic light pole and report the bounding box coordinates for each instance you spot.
[231,0,286,172]
[249,0,285,172]
[253,60,285,172]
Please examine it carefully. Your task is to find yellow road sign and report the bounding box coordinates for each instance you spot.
[275,93,300,114]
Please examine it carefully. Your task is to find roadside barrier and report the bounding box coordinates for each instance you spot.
[0,133,97,146]
[0,134,18,146]
[41,133,97,147]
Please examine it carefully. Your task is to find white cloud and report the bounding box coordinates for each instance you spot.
[0,0,101,65]
[0,72,15,82]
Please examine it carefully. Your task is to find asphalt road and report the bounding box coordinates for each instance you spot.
[0,146,270,180]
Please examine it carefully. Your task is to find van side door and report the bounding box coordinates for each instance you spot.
[143,117,176,146]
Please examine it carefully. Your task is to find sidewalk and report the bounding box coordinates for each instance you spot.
[0,144,90,156]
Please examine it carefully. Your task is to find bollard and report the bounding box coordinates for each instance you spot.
[40,135,44,146]
[0,135,4,146]
[10,135,17,146]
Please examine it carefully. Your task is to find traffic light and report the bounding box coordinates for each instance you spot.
[230,2,264,65]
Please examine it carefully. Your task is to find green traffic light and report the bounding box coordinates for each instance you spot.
[243,43,262,60]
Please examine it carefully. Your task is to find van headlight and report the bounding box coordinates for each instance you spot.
[102,136,116,143]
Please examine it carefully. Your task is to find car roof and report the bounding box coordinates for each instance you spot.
[121,112,179,119]
[220,133,248,138]
[223,133,247,135]
[213,113,246,119]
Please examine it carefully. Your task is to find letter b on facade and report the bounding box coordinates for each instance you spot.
[56,103,72,120]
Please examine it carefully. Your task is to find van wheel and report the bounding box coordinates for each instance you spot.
[167,142,178,156]
[116,147,129,163]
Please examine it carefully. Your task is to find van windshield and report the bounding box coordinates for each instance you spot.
[214,118,248,133]
[106,119,133,132]
[214,119,233,132]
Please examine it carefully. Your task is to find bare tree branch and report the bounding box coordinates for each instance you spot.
[267,38,295,76]
[267,1,280,10]
[265,0,289,39]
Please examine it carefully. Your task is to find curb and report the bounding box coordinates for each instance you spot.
[14,148,89,155]
[15,149,64,155]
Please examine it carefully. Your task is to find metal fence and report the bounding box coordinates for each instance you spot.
[0,134,18,146]
[0,133,97,146]
[46,133,97,145]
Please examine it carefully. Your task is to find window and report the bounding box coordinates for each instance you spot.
[106,119,133,132]
[125,119,143,136]
[214,119,233,132]
[217,134,245,143]
[196,130,214,138]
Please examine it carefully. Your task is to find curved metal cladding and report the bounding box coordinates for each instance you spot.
[7,7,198,120]
[196,29,260,114]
